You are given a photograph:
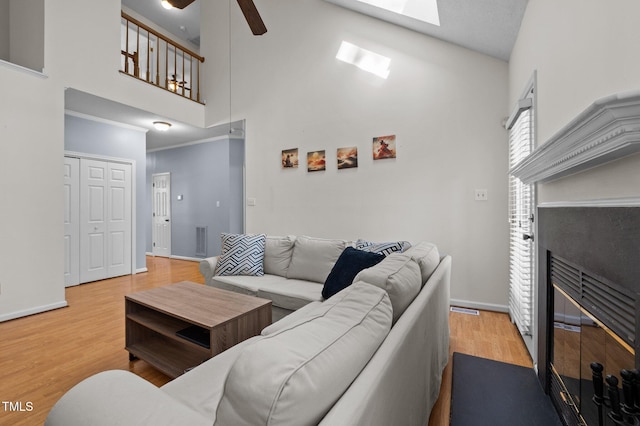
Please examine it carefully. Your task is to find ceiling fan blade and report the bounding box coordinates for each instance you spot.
[168,0,196,9]
[236,0,267,35]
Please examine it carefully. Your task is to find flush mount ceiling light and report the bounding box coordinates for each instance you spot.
[161,0,174,10]
[336,41,391,79]
[153,121,172,131]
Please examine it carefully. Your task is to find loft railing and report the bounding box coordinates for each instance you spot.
[120,12,205,104]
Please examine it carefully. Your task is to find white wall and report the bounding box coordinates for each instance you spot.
[509,0,640,204]
[205,0,511,309]
[0,69,66,321]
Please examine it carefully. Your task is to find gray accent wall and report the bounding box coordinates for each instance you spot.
[64,113,147,271]
[0,1,9,61]
[146,138,244,258]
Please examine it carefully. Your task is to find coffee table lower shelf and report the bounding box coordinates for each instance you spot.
[126,339,210,378]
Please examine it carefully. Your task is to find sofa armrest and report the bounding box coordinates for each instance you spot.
[45,370,211,426]
[199,256,219,286]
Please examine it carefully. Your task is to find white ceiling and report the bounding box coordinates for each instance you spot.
[65,0,527,151]
[65,89,243,151]
[326,0,528,62]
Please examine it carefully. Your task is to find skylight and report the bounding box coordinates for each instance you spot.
[336,41,391,79]
[357,0,440,26]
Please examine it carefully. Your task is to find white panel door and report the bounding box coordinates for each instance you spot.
[107,162,132,277]
[80,159,108,283]
[152,173,171,257]
[63,157,80,287]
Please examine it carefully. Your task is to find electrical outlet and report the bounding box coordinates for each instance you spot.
[475,189,488,201]
[247,198,257,206]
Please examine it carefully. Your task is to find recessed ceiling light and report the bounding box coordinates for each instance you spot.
[153,121,172,131]
[161,1,174,10]
[357,0,440,26]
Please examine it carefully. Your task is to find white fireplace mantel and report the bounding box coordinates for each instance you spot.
[510,91,640,184]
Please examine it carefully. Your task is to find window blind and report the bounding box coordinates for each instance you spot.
[508,102,534,336]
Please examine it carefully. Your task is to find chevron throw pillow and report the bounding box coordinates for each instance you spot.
[215,233,266,276]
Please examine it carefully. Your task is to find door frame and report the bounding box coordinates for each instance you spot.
[506,72,538,365]
[65,151,137,277]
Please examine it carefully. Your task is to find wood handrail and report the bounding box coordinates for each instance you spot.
[121,11,205,104]
[121,12,204,63]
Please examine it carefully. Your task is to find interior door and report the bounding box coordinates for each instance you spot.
[152,173,171,257]
[80,159,108,283]
[106,162,132,277]
[63,157,80,287]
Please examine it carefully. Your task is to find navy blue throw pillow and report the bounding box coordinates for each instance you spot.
[322,247,385,299]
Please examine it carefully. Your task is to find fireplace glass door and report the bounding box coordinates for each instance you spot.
[552,286,635,425]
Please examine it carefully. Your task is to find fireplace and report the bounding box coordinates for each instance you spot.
[537,206,640,426]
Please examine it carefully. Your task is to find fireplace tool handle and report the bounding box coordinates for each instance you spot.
[592,362,605,426]
[607,375,626,425]
[633,370,640,413]
[621,369,637,417]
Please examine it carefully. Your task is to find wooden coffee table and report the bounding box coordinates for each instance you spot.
[125,281,271,378]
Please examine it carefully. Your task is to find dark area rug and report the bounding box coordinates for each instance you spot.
[450,352,562,426]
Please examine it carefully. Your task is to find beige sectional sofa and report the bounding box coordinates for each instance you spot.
[45,236,451,426]
[200,235,441,322]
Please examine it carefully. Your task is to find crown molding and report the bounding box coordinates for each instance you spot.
[510,91,640,184]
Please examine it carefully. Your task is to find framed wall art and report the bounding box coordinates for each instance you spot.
[337,147,358,170]
[372,135,396,160]
[282,148,299,168]
[307,150,326,172]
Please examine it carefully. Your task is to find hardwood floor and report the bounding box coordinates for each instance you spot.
[428,308,533,426]
[0,256,191,426]
[0,257,531,426]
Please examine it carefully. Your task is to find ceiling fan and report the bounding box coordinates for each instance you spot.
[166,0,267,35]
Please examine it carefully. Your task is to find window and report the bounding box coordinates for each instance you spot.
[507,84,535,342]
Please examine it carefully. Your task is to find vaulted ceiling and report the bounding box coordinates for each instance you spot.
[67,0,528,150]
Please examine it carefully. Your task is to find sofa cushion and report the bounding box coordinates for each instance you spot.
[322,247,384,299]
[355,238,411,255]
[354,253,422,323]
[260,301,323,336]
[264,235,295,277]
[215,233,266,276]
[210,274,322,311]
[214,282,392,426]
[404,241,440,286]
[286,236,346,283]
[256,279,323,311]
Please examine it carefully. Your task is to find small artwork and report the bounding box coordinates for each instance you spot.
[372,135,397,160]
[307,150,326,172]
[282,148,299,169]
[337,147,358,170]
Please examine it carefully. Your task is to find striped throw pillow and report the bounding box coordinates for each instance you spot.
[215,233,266,276]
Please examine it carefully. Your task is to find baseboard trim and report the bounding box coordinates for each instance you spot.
[170,255,204,262]
[145,253,203,263]
[0,300,68,323]
[450,299,509,314]
[136,267,148,274]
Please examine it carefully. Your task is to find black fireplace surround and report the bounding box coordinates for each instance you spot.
[538,206,640,425]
